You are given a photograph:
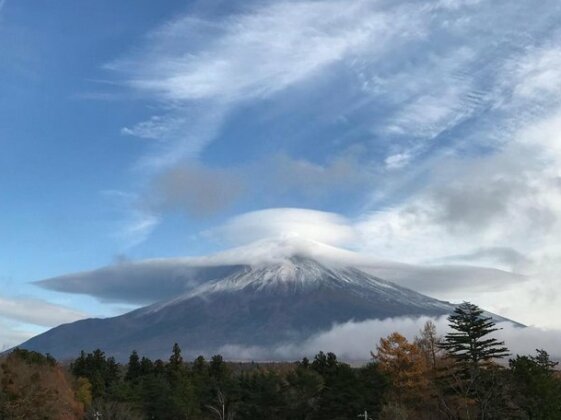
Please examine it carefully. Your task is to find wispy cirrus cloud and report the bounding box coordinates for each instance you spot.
[101,190,161,249]
[107,0,561,194]
[107,0,429,168]
[110,1,415,103]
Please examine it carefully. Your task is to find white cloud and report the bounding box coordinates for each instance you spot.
[218,316,561,361]
[0,296,87,327]
[105,0,561,169]
[355,102,561,327]
[112,1,415,104]
[0,320,35,352]
[121,211,161,248]
[205,208,359,247]
[121,115,183,141]
[509,46,561,102]
[102,190,161,249]
[106,0,429,166]
[384,152,413,170]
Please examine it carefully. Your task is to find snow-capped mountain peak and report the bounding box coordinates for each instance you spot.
[145,256,451,316]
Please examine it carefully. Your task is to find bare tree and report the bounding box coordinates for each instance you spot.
[206,389,235,420]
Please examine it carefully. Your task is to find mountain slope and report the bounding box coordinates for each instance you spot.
[21,257,478,360]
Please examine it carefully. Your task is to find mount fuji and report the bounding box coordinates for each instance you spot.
[20,238,518,360]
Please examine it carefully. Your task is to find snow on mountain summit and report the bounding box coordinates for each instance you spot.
[146,254,451,316]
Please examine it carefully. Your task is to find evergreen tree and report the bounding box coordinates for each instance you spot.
[139,356,154,376]
[209,354,230,383]
[510,349,561,418]
[153,359,166,376]
[140,373,173,419]
[440,302,509,371]
[309,352,384,420]
[298,356,310,369]
[310,351,337,376]
[167,343,199,419]
[70,349,120,399]
[169,343,183,371]
[438,303,511,418]
[125,350,141,382]
[192,355,208,375]
[237,371,285,419]
[285,366,324,419]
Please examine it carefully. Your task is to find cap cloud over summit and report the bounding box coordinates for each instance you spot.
[37,233,526,306]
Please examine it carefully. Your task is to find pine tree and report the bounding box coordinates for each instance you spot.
[125,350,141,382]
[139,356,154,376]
[510,349,561,418]
[438,302,511,418]
[169,343,183,371]
[440,302,509,370]
[209,354,229,383]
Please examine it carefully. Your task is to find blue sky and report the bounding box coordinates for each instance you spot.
[3,0,561,347]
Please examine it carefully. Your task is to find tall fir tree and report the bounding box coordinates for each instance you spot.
[125,350,141,382]
[439,302,509,370]
[169,343,183,371]
[438,302,511,418]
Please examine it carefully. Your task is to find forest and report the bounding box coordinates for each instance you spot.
[1,302,560,420]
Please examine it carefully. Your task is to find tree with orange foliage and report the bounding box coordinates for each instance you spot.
[0,349,84,419]
[372,332,430,416]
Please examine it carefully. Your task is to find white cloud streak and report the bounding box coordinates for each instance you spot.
[0,321,35,352]
[0,296,87,327]
[112,1,415,103]
[218,316,561,362]
[101,190,161,249]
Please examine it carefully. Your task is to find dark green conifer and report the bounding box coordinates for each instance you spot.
[440,302,509,370]
[125,350,141,382]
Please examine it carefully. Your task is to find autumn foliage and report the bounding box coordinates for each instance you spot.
[0,349,85,419]
[373,332,428,400]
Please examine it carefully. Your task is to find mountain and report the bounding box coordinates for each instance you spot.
[19,253,474,361]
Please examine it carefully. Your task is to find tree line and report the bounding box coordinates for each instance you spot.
[1,302,560,419]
